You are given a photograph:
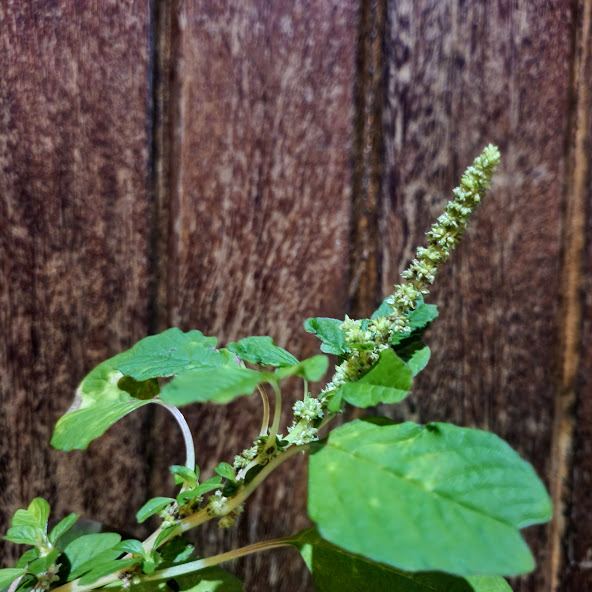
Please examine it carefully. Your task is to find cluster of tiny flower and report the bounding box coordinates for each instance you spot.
[232,443,259,471]
[158,502,179,528]
[316,145,500,410]
[218,504,243,529]
[293,397,323,421]
[287,420,319,445]
[207,490,228,516]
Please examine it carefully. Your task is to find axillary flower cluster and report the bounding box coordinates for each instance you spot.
[286,144,501,444]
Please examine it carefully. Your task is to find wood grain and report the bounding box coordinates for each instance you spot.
[149,2,357,590]
[0,0,152,565]
[379,1,573,590]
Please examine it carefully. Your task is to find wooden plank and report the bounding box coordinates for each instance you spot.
[155,2,357,590]
[379,1,573,590]
[561,1,592,589]
[0,1,152,565]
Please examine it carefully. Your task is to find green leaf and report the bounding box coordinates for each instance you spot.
[391,298,438,346]
[153,525,179,551]
[136,497,175,524]
[4,525,40,546]
[27,498,50,531]
[370,299,394,320]
[63,532,122,580]
[465,576,513,591]
[304,318,348,356]
[214,462,236,481]
[114,539,146,556]
[49,513,79,545]
[161,366,270,406]
[116,375,160,400]
[308,419,552,576]
[159,537,195,563]
[0,569,26,589]
[129,567,245,592]
[15,548,40,568]
[292,528,492,591]
[115,328,222,381]
[78,559,141,585]
[227,336,299,368]
[10,510,39,529]
[27,549,61,576]
[170,465,199,487]
[275,355,329,381]
[51,353,152,451]
[339,349,412,408]
[395,342,431,376]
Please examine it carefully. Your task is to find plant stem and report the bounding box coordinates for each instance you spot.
[152,399,195,469]
[140,537,294,582]
[257,384,270,436]
[266,381,282,447]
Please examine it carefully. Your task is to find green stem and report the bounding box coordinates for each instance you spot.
[266,381,282,447]
[139,537,294,582]
[152,399,195,470]
[257,384,270,436]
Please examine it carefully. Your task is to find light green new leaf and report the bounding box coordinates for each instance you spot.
[309,419,552,576]
[26,498,50,531]
[114,539,145,556]
[63,532,122,580]
[227,336,298,368]
[292,528,510,592]
[136,497,175,524]
[131,567,245,592]
[0,569,26,589]
[215,462,236,481]
[28,550,61,576]
[115,328,223,381]
[303,318,349,356]
[161,366,271,406]
[339,349,412,408]
[275,355,329,382]
[51,352,153,451]
[4,525,40,546]
[49,513,78,545]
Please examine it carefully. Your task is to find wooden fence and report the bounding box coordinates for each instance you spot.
[1,1,590,591]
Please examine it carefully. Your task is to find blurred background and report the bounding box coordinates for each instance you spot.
[1,1,590,591]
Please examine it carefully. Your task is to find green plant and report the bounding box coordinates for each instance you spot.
[1,145,551,592]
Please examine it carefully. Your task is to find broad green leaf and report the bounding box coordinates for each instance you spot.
[130,566,245,592]
[275,355,329,382]
[78,559,141,585]
[113,539,146,556]
[227,336,298,368]
[339,349,412,408]
[0,569,25,589]
[10,509,40,529]
[51,399,151,451]
[395,341,431,376]
[304,318,348,356]
[214,462,236,481]
[136,497,175,524]
[292,528,499,592]
[115,328,222,381]
[116,375,160,400]
[465,576,513,591]
[4,525,40,546]
[51,352,152,451]
[52,518,103,550]
[308,419,552,576]
[161,366,270,406]
[63,532,122,579]
[49,513,78,545]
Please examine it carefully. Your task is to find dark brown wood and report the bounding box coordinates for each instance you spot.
[379,1,573,591]
[560,1,592,589]
[148,2,357,590]
[0,0,152,565]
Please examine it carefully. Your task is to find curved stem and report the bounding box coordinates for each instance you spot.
[140,537,294,582]
[152,399,195,469]
[266,381,282,446]
[257,384,270,436]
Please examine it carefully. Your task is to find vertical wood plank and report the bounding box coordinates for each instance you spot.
[0,0,152,564]
[561,1,592,589]
[151,2,358,590]
[379,2,573,590]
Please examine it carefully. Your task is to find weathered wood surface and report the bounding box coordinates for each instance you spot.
[149,2,356,590]
[0,0,153,563]
[1,1,591,591]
